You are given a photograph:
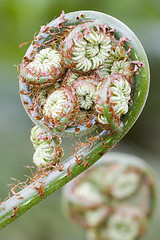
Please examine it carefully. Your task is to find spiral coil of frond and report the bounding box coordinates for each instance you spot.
[21,47,64,83]
[109,77,131,115]
[28,48,62,71]
[30,125,49,149]
[95,75,131,128]
[62,24,111,72]
[111,60,131,77]
[43,88,78,129]
[97,45,130,78]
[110,45,128,61]
[30,125,62,149]
[73,78,97,110]
[33,141,63,168]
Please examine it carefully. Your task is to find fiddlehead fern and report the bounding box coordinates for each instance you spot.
[111,60,132,76]
[20,47,65,84]
[31,125,63,167]
[95,74,131,129]
[27,47,62,72]
[73,76,98,110]
[43,88,78,131]
[0,11,150,229]
[62,23,111,72]
[19,10,145,138]
[33,141,63,168]
[62,153,156,240]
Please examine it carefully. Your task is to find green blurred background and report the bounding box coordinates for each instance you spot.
[0,0,160,239]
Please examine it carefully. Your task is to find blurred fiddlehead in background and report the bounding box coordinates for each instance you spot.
[62,152,156,240]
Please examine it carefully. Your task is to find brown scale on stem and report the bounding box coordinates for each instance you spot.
[10,206,19,219]
[33,182,45,197]
[67,165,72,177]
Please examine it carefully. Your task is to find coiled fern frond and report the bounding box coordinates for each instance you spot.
[0,11,150,230]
